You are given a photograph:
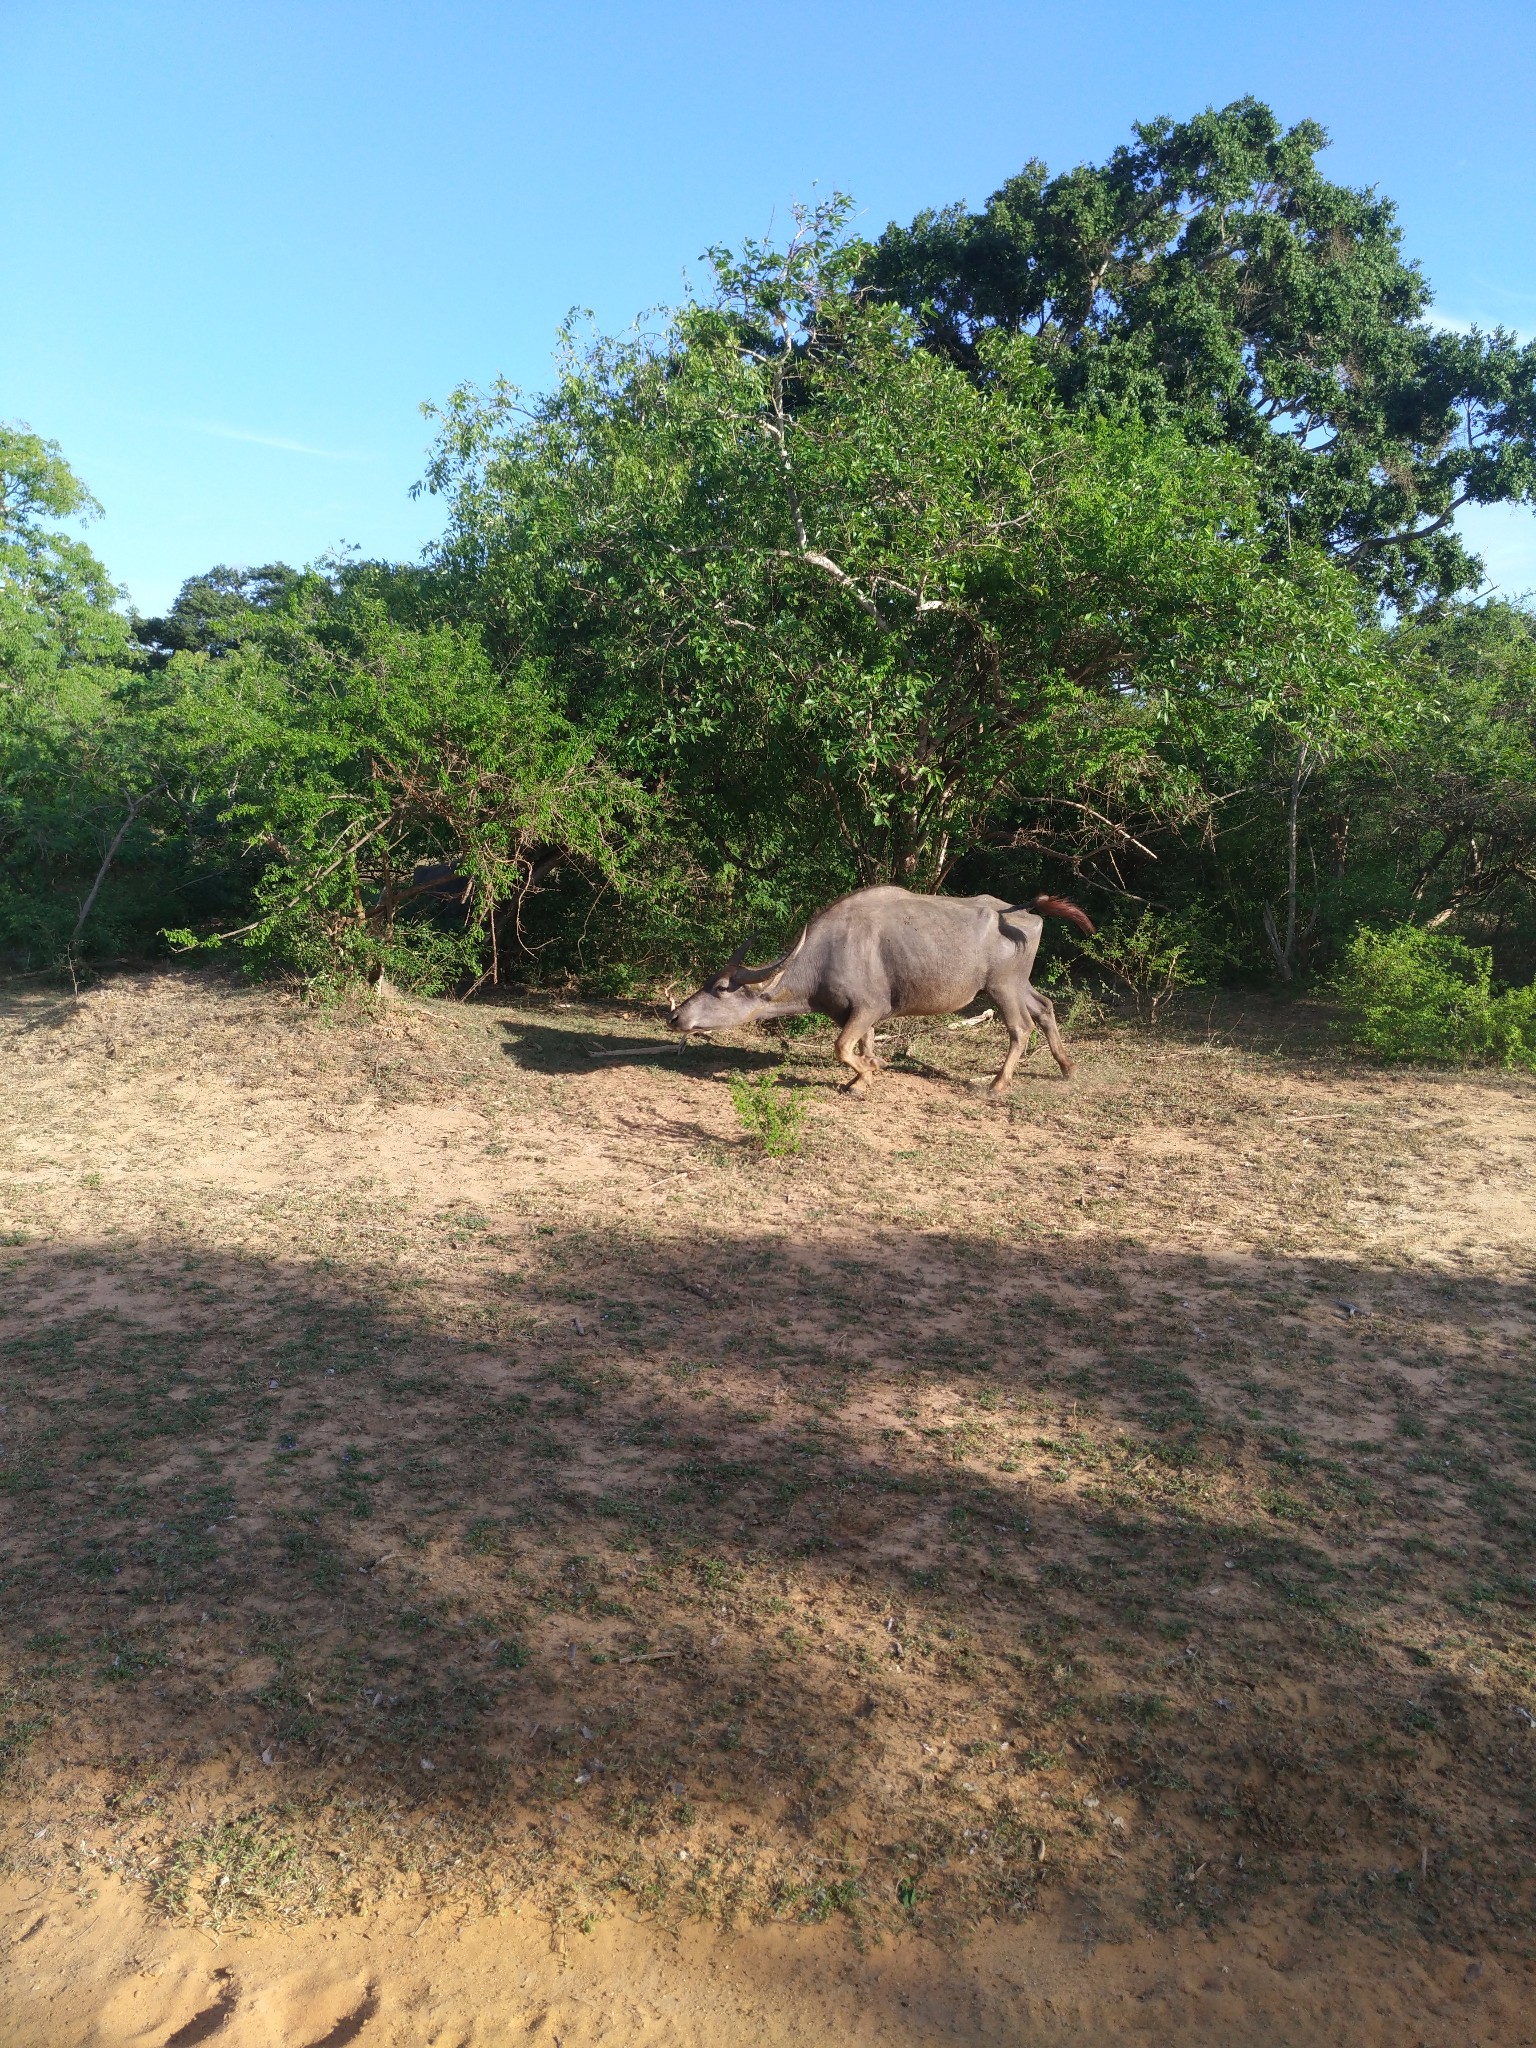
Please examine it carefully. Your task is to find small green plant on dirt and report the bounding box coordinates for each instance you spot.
[1334,925,1536,1068]
[727,1071,806,1156]
[765,1013,824,1039]
[1036,957,1107,1030]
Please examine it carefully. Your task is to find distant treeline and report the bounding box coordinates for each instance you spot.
[4,99,1536,1026]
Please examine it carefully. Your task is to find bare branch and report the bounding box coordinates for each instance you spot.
[175,814,402,948]
[1342,492,1475,561]
[767,548,879,620]
[74,788,163,942]
[991,800,1159,860]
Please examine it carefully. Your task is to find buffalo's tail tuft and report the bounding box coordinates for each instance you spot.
[1031,893,1096,937]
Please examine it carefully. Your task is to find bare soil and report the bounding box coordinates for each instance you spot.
[1,967,1534,2044]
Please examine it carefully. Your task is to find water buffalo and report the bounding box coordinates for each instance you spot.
[670,886,1095,1094]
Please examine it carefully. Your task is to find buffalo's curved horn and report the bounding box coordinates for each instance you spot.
[731,928,807,990]
[724,940,753,971]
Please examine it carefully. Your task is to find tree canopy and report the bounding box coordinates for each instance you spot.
[865,99,1536,609]
[0,425,146,962]
[0,424,130,682]
[425,202,1382,935]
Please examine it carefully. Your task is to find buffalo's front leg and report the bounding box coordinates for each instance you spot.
[834,1012,884,1093]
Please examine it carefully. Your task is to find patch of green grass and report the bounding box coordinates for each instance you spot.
[153,1813,315,1927]
[0,1689,50,1783]
[98,1633,169,1683]
[728,1072,807,1157]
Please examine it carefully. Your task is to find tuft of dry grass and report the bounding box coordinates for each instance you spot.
[0,968,1533,1953]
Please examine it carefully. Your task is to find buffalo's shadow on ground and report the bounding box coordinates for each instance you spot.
[494,1011,1057,1094]
[498,1016,781,1079]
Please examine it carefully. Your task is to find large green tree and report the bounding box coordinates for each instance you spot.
[133,562,304,666]
[0,424,131,681]
[0,426,152,963]
[864,99,1536,608]
[423,205,1383,941]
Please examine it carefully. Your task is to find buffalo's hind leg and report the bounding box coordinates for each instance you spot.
[1028,989,1074,1076]
[834,1011,884,1095]
[989,990,1034,1094]
[989,987,1072,1091]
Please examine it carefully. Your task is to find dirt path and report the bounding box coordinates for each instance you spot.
[5,1870,1531,2046]
[1,970,1534,2042]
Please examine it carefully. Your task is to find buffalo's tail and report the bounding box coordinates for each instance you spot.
[1029,893,1096,937]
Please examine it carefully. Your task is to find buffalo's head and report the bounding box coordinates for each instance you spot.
[670,937,806,1034]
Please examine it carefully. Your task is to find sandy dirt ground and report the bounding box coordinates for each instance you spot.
[1,968,1533,2043]
[3,1866,1533,2047]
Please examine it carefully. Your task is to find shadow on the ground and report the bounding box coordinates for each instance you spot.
[498,1016,781,1080]
[0,1221,1532,1956]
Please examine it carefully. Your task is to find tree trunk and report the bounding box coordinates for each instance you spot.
[74,791,157,943]
[1262,741,1310,982]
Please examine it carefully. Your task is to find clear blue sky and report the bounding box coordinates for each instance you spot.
[5,0,1534,613]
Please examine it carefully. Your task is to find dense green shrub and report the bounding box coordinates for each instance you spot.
[1333,926,1536,1069]
[155,597,673,993]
